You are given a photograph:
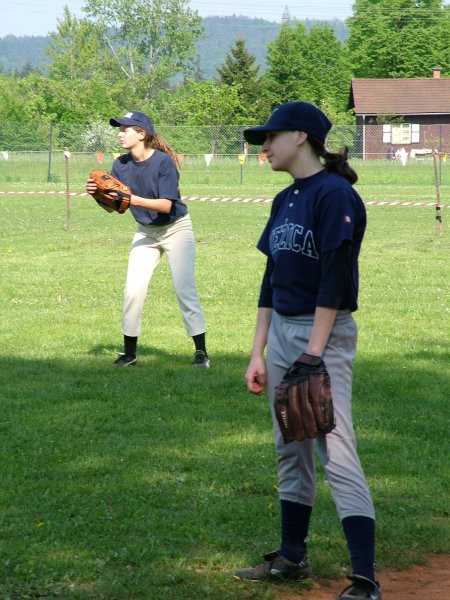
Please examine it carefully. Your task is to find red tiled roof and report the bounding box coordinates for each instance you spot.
[350,78,450,115]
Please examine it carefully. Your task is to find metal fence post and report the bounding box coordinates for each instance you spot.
[47,122,54,183]
[239,126,245,185]
[64,148,71,231]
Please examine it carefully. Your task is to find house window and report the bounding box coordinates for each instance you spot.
[382,123,420,144]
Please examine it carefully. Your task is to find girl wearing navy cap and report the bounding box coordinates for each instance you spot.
[234,102,381,600]
[86,111,209,368]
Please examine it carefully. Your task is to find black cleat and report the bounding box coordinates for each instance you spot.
[193,350,210,368]
[114,353,137,367]
[234,551,311,581]
[337,574,382,599]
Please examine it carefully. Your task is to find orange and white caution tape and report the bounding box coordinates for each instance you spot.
[0,190,448,208]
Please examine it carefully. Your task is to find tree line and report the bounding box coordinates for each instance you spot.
[0,0,449,128]
[0,16,349,80]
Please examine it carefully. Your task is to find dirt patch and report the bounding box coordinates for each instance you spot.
[277,554,450,599]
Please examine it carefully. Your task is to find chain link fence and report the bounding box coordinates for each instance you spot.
[0,121,448,193]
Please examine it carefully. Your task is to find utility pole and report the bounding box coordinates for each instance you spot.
[282,5,291,26]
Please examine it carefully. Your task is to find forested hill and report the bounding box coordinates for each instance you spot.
[198,16,348,79]
[0,15,348,78]
[0,34,50,74]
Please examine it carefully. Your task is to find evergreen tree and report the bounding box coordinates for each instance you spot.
[263,22,311,109]
[347,0,450,78]
[304,25,352,112]
[216,37,262,119]
[262,22,351,114]
[216,37,259,86]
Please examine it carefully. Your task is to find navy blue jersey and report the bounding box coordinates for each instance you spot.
[257,170,366,315]
[111,150,188,226]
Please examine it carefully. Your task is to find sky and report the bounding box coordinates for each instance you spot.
[0,0,356,38]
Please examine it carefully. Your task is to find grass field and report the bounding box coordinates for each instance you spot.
[1,152,449,206]
[0,189,449,599]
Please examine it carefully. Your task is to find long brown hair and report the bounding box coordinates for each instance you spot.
[132,127,181,171]
[307,136,358,185]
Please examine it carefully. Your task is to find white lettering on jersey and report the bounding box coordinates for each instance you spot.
[270,219,319,259]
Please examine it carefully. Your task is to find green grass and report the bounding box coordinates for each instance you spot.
[1,152,449,206]
[0,194,449,599]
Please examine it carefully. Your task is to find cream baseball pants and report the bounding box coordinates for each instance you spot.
[266,310,375,521]
[122,214,206,338]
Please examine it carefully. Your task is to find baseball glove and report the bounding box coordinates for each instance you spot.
[274,353,335,443]
[89,170,131,214]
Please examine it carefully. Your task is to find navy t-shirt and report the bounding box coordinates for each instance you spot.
[111,150,188,226]
[257,170,366,315]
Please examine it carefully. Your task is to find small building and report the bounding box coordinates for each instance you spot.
[349,68,450,159]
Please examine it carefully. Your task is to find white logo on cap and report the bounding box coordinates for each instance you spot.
[124,112,133,118]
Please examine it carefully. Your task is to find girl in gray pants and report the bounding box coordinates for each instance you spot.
[87,111,209,368]
[234,102,381,600]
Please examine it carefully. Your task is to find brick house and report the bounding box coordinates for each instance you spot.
[349,68,450,159]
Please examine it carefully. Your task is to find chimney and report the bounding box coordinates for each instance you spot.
[432,67,442,79]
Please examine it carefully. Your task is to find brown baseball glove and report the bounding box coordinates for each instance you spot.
[274,353,335,444]
[89,170,131,214]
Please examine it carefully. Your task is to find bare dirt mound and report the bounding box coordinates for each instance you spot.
[278,553,450,599]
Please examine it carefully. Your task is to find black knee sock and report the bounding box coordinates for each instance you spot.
[124,335,137,358]
[342,516,376,583]
[192,333,207,355]
[280,500,312,563]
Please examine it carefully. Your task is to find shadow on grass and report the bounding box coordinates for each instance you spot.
[0,344,449,598]
[87,342,172,359]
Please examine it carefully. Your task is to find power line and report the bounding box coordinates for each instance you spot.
[0,0,448,37]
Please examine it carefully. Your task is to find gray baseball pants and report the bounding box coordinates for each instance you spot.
[266,310,375,521]
[122,214,206,338]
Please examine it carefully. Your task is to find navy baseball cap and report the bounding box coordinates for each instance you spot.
[110,111,155,137]
[244,101,332,145]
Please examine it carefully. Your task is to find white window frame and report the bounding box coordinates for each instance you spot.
[383,123,421,145]
[382,124,391,143]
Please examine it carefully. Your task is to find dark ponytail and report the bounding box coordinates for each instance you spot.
[147,132,181,171]
[131,127,181,171]
[307,136,358,185]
